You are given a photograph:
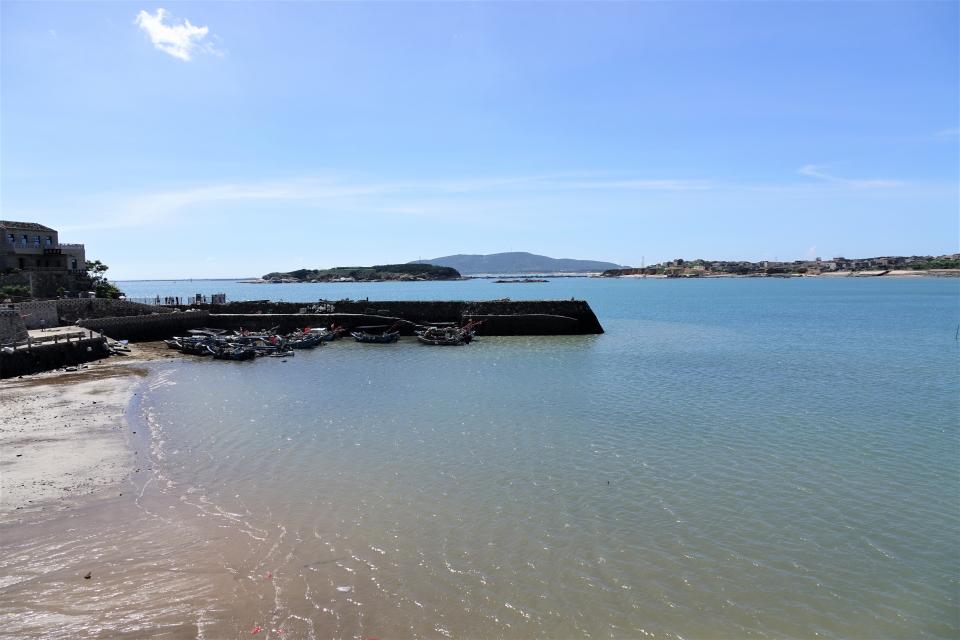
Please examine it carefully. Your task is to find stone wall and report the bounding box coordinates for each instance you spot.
[56,298,174,323]
[0,308,28,344]
[0,336,110,379]
[198,299,604,335]
[26,271,93,298]
[14,300,59,329]
[0,271,93,299]
[79,310,210,341]
[332,300,604,334]
[0,272,31,298]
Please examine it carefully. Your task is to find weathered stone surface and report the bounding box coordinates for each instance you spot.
[0,308,28,344]
[79,311,210,341]
[0,337,110,378]
[203,300,604,336]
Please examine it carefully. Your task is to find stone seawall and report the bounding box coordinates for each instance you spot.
[69,300,602,341]
[0,337,110,379]
[56,299,174,323]
[0,309,29,344]
[198,299,603,335]
[79,311,210,341]
[203,300,603,336]
[13,301,59,330]
[328,299,604,334]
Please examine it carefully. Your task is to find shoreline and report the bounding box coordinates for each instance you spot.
[0,344,253,637]
[0,343,176,523]
[613,269,960,279]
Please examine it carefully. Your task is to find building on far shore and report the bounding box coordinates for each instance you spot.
[1,220,90,298]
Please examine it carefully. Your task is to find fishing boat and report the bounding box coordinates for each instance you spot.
[287,333,325,349]
[415,320,483,346]
[416,327,466,346]
[180,339,215,356]
[211,345,257,360]
[352,330,400,343]
[308,325,346,341]
[187,328,228,337]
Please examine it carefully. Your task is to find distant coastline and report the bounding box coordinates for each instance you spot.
[602,254,960,278]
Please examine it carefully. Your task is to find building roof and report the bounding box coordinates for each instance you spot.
[0,220,56,232]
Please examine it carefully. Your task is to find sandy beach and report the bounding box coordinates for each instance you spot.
[0,344,262,638]
[0,343,180,522]
[0,365,141,520]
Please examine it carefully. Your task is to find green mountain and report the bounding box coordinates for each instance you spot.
[410,252,625,274]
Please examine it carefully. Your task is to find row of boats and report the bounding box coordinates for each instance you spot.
[164,321,483,360]
[164,326,342,360]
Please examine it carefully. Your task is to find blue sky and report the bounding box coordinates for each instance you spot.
[2,1,957,279]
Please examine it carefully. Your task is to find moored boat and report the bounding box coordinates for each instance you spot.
[416,327,466,346]
[211,345,257,360]
[352,330,400,343]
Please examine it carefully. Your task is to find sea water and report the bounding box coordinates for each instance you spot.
[39,279,960,636]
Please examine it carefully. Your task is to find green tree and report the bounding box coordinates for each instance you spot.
[85,259,123,299]
[0,284,30,298]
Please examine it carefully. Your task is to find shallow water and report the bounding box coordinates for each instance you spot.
[11,278,960,637]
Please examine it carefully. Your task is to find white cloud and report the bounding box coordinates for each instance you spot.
[55,174,716,232]
[798,164,903,189]
[934,127,959,139]
[135,8,220,61]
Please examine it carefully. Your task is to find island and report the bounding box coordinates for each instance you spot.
[410,252,625,274]
[261,263,461,283]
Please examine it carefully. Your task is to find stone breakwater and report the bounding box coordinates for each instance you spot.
[1,336,110,379]
[202,299,604,336]
[68,299,603,341]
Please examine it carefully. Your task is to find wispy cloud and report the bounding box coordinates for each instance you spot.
[59,174,714,231]
[934,127,959,139]
[135,8,220,61]
[798,165,903,189]
[551,179,713,191]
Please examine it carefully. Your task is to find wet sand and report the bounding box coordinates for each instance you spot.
[0,344,247,638]
[0,343,341,639]
[0,343,178,522]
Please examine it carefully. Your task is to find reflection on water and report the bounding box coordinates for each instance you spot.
[3,279,959,638]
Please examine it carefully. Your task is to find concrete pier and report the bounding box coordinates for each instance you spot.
[68,299,604,341]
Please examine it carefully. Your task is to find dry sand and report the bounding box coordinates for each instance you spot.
[0,343,176,522]
[0,343,253,638]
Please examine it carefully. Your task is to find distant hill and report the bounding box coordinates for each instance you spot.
[263,263,460,282]
[410,252,626,274]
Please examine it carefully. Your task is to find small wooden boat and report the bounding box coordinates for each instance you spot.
[180,340,214,356]
[187,328,228,337]
[287,334,325,349]
[416,328,466,346]
[212,345,257,360]
[352,331,400,343]
[308,325,346,341]
[416,334,464,345]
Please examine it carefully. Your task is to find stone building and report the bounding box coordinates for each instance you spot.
[1,220,90,298]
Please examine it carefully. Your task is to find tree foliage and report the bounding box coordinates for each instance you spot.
[85,259,123,299]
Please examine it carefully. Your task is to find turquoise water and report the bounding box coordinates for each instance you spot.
[131,278,959,638]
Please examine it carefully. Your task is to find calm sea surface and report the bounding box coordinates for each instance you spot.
[113,278,960,637]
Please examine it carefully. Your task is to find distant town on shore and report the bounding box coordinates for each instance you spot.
[602,254,960,277]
